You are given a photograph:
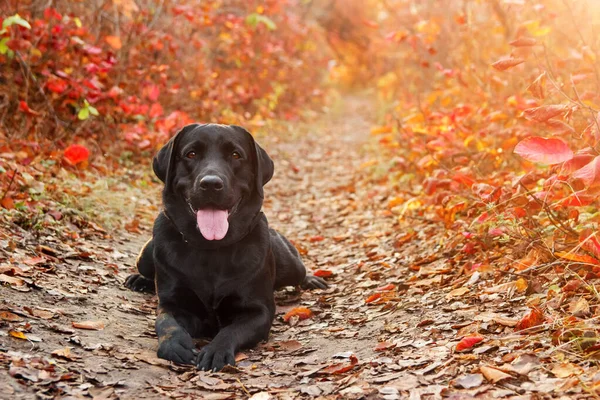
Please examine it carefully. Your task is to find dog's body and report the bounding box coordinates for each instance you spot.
[125,124,325,371]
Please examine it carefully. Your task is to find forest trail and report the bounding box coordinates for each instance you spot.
[0,95,577,399]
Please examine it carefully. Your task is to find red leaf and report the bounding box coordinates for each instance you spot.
[283,307,312,322]
[515,308,545,332]
[523,105,567,122]
[149,102,164,118]
[314,269,333,278]
[509,37,538,47]
[365,293,382,304]
[64,144,90,165]
[46,78,68,94]
[321,354,358,374]
[491,57,524,71]
[562,279,582,293]
[514,137,573,165]
[572,156,600,186]
[309,235,325,242]
[456,334,484,351]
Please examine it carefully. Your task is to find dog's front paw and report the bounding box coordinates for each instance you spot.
[125,274,155,293]
[302,275,328,290]
[196,343,235,371]
[157,330,196,365]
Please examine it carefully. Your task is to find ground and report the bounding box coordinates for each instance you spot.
[0,96,591,399]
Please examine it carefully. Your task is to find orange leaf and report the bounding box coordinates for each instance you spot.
[456,334,484,351]
[1,197,15,210]
[309,235,325,242]
[374,341,396,351]
[314,269,333,278]
[0,311,23,322]
[491,57,524,71]
[283,307,312,322]
[72,320,105,330]
[365,293,382,304]
[514,137,573,165]
[515,308,545,332]
[104,35,122,50]
[555,251,599,265]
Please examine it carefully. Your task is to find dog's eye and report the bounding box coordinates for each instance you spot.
[232,151,241,160]
[185,151,196,159]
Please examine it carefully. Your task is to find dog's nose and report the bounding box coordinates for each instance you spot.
[199,175,224,191]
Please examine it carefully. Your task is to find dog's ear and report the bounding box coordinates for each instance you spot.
[231,125,274,198]
[153,123,200,185]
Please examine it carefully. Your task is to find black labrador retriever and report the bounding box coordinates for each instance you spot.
[124,123,327,371]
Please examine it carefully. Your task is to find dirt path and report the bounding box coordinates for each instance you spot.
[0,95,580,399]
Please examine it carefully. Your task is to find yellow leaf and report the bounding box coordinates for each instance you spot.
[9,330,27,340]
[515,278,528,292]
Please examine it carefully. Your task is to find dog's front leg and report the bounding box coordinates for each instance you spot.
[155,305,197,365]
[196,302,272,371]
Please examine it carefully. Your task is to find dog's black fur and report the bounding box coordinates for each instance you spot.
[125,124,326,371]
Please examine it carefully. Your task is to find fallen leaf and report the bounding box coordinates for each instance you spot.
[72,320,105,330]
[551,362,584,378]
[0,274,25,286]
[283,307,312,322]
[0,311,23,322]
[314,269,333,278]
[52,347,79,361]
[453,373,484,389]
[456,334,484,352]
[374,341,396,352]
[8,330,28,340]
[515,308,545,332]
[480,365,513,383]
[446,287,469,300]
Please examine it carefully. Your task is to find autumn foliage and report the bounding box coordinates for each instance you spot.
[0,0,327,158]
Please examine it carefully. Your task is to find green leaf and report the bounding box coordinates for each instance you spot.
[78,107,90,120]
[245,13,276,31]
[0,38,9,55]
[2,14,31,30]
[88,105,99,116]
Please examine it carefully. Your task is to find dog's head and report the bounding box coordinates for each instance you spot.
[153,123,274,242]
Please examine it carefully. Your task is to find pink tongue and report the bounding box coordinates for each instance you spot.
[196,209,229,241]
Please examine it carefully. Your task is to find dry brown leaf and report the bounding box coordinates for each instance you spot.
[551,363,584,378]
[0,274,25,286]
[480,365,513,383]
[446,287,469,300]
[52,347,79,361]
[0,311,23,322]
